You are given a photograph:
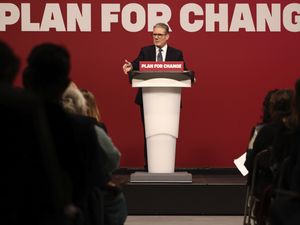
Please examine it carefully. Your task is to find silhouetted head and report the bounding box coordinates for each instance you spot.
[0,40,20,85]
[295,79,300,119]
[23,43,70,101]
[283,80,300,129]
[261,89,278,123]
[269,89,293,122]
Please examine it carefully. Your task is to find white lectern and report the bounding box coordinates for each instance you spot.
[129,70,195,182]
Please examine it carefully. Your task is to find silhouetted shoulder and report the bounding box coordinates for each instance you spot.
[0,85,42,113]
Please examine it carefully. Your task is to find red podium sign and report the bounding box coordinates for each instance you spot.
[139,61,184,72]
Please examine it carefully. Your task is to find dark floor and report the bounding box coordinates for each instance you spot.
[112,168,247,186]
[113,169,247,215]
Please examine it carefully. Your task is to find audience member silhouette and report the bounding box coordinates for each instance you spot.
[22,43,108,225]
[62,83,127,225]
[80,88,127,225]
[0,42,19,85]
[270,80,300,225]
[244,89,293,225]
[0,41,73,224]
[243,89,278,193]
[245,89,293,175]
[62,83,121,175]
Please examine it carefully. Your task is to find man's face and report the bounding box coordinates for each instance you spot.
[152,27,169,48]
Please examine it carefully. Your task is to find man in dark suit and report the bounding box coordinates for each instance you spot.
[122,23,187,170]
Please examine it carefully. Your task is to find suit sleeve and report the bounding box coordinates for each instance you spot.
[131,48,144,71]
[179,51,188,70]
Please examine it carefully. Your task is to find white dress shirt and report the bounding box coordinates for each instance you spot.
[156,45,168,62]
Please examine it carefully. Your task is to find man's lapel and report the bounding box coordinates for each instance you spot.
[150,45,156,61]
[165,46,172,61]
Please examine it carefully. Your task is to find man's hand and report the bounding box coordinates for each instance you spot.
[123,59,133,74]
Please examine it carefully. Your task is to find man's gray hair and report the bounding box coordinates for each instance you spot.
[153,23,170,34]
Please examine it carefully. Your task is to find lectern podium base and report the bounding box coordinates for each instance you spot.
[130,172,192,183]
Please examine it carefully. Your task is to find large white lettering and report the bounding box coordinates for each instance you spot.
[122,4,145,32]
[67,4,91,32]
[205,4,228,32]
[230,4,255,32]
[0,3,20,31]
[40,4,65,31]
[283,3,300,32]
[21,3,39,31]
[1,3,300,32]
[256,4,281,32]
[101,3,171,32]
[148,4,171,31]
[101,4,120,32]
[1,3,91,32]
[180,3,203,32]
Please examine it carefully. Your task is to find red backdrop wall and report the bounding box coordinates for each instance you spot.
[1,0,300,168]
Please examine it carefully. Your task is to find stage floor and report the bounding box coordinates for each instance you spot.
[113,173,246,185]
[113,169,247,215]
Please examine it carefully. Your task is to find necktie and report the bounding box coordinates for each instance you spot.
[157,48,163,61]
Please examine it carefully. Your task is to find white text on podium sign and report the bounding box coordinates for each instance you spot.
[139,61,184,72]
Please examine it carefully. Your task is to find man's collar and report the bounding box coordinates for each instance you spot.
[156,44,168,52]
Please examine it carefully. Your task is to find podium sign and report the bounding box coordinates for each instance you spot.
[139,61,184,72]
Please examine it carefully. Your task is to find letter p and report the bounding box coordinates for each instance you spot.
[0,4,20,31]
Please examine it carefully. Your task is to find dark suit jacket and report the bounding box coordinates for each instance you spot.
[131,45,187,105]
